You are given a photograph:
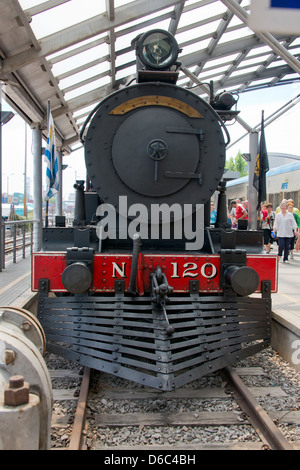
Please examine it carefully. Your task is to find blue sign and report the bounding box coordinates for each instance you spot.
[271,0,300,8]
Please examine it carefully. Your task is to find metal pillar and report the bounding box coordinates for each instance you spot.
[57,149,63,216]
[32,125,43,251]
[24,121,27,218]
[248,131,259,230]
[0,82,2,272]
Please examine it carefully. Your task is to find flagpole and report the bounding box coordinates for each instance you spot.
[256,111,264,228]
[257,110,264,228]
[258,110,264,228]
[252,110,269,230]
[249,130,259,230]
[45,100,50,228]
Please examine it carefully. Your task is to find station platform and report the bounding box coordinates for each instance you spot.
[0,251,299,371]
[270,248,300,371]
[0,257,36,311]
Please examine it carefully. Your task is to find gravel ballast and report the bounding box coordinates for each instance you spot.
[47,346,300,449]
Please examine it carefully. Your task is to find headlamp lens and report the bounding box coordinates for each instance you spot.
[138,30,179,69]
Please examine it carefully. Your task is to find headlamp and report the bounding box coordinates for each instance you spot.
[136,29,180,70]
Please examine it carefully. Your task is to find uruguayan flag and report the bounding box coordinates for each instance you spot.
[44,111,59,200]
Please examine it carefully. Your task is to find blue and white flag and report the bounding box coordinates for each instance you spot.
[44,110,59,200]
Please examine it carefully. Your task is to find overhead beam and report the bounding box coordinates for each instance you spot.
[180,33,291,70]
[0,2,78,139]
[220,0,300,75]
[52,82,114,118]
[0,0,183,76]
[239,37,297,89]
[211,63,297,94]
[57,56,109,81]
[183,0,218,13]
[168,1,185,35]
[180,64,210,95]
[48,36,108,65]
[1,76,44,123]
[10,0,41,52]
[189,0,244,82]
[106,0,115,21]
[62,70,109,95]
[24,0,72,17]
[54,54,298,122]
[218,48,252,86]
[177,12,225,35]
[106,0,116,88]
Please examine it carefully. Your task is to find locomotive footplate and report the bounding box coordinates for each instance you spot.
[37,279,271,391]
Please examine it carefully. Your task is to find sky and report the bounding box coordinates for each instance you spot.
[1,0,300,201]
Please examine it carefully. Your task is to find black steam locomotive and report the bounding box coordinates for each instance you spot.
[33,30,277,391]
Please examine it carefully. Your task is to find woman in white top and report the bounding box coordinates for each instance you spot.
[273,202,297,263]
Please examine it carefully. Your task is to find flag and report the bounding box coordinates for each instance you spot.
[44,106,59,200]
[253,111,269,209]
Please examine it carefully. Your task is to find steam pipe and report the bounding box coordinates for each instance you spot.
[128,233,141,294]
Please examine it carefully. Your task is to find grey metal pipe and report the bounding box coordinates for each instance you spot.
[32,126,43,251]
[56,149,63,216]
[0,82,2,272]
[128,233,141,294]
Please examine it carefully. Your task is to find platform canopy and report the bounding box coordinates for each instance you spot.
[0,0,299,154]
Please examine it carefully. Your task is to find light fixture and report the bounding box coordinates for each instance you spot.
[0,111,14,125]
[136,29,180,70]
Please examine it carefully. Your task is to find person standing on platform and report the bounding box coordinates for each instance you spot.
[236,200,248,221]
[275,199,287,214]
[229,200,237,229]
[210,202,217,225]
[266,203,276,230]
[287,199,300,218]
[295,232,300,252]
[273,202,297,263]
[267,203,276,249]
[288,203,300,259]
[260,203,273,253]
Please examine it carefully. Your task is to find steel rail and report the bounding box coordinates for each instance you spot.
[5,241,31,254]
[68,367,91,450]
[223,366,293,450]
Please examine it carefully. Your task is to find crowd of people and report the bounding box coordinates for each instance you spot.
[225,197,300,263]
[210,199,248,228]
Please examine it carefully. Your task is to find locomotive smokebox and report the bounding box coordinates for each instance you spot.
[84,83,226,213]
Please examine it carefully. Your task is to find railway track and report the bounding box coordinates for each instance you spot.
[48,350,300,451]
[5,240,31,255]
[4,234,31,263]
